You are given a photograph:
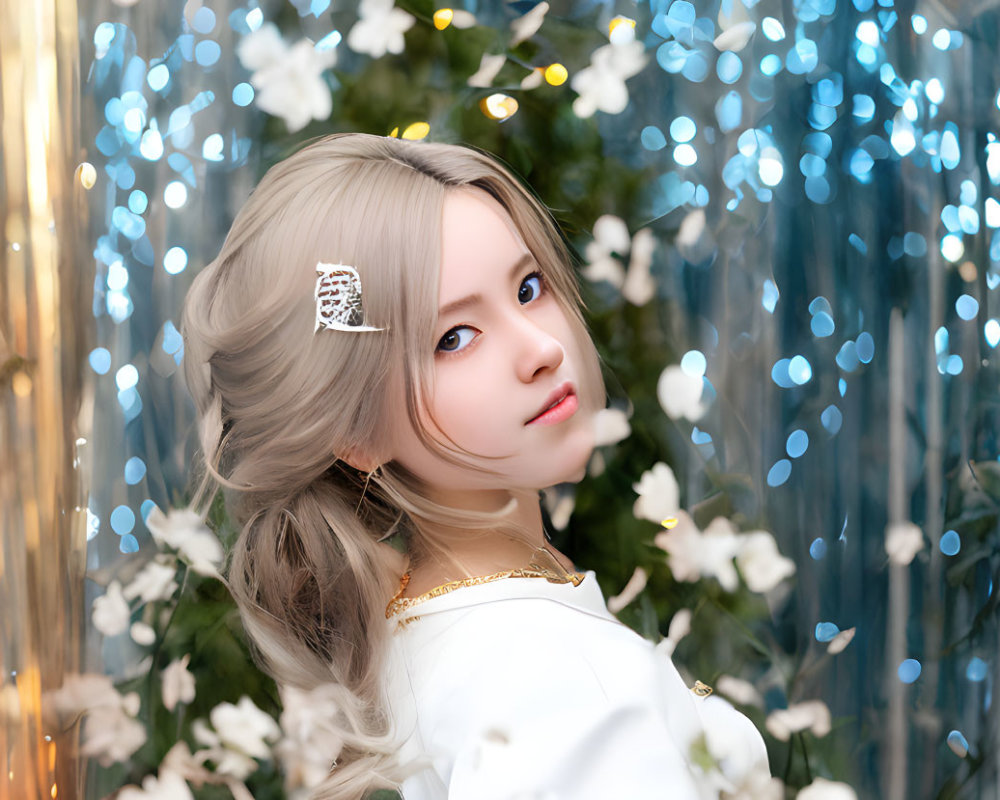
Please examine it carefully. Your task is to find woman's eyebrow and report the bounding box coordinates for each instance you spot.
[437,252,534,318]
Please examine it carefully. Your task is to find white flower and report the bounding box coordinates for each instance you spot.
[118,770,194,800]
[581,216,657,303]
[347,0,415,58]
[570,40,646,118]
[47,674,146,766]
[797,777,858,800]
[632,461,680,524]
[657,364,707,421]
[510,1,549,46]
[622,227,656,305]
[736,531,796,593]
[451,10,476,28]
[607,567,648,614]
[582,214,629,288]
[655,607,692,657]
[676,209,707,248]
[593,407,631,447]
[667,607,692,643]
[194,697,281,779]
[213,696,281,757]
[237,24,336,134]
[236,22,286,71]
[885,521,923,565]
[123,558,179,604]
[277,684,347,791]
[655,514,743,591]
[765,700,832,741]
[146,506,224,578]
[83,703,147,765]
[520,68,544,89]
[716,675,764,708]
[46,673,121,718]
[541,487,576,531]
[130,621,156,645]
[92,580,130,637]
[827,627,856,654]
[162,655,196,712]
[467,53,506,88]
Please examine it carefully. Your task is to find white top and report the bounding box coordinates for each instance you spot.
[383,570,770,799]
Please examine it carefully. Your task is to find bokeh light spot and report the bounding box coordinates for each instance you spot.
[815,622,840,642]
[115,364,138,391]
[89,348,111,375]
[232,82,254,106]
[810,537,827,560]
[164,246,188,275]
[110,504,136,535]
[966,657,987,682]
[786,429,809,458]
[641,126,667,151]
[669,116,696,143]
[164,181,188,209]
[898,658,922,683]
[956,294,979,320]
[680,350,707,376]
[767,459,792,487]
[124,456,147,485]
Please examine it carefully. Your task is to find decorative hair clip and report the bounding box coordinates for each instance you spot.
[314,262,386,333]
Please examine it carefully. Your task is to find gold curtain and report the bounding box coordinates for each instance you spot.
[0,0,87,798]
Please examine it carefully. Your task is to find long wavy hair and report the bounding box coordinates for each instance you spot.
[180,133,606,797]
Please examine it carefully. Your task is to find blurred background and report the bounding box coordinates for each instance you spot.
[3,0,999,797]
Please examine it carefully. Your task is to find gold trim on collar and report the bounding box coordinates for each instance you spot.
[386,561,585,620]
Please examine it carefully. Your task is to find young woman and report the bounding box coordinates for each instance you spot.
[181,133,771,799]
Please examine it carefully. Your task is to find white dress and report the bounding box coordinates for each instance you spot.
[383,567,771,799]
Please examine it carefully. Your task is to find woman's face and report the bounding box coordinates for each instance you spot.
[385,188,597,508]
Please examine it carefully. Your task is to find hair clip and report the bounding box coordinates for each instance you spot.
[314,262,386,333]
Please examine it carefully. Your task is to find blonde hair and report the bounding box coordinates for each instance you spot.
[181,133,606,797]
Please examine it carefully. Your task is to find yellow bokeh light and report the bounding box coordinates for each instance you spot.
[75,161,96,190]
[433,9,454,29]
[544,63,568,85]
[479,93,519,121]
[401,122,430,140]
[660,517,679,529]
[388,127,399,138]
[12,371,32,397]
[608,15,637,42]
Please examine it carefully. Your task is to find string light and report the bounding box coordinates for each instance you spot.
[433,9,453,30]
[544,63,568,85]
[75,162,96,190]
[479,93,519,121]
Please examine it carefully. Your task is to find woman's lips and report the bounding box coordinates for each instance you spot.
[526,391,579,425]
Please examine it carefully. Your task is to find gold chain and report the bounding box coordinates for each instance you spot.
[386,565,585,619]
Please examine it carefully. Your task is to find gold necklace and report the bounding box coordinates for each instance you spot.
[385,546,585,619]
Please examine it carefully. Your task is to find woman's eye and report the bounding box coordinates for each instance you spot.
[436,271,546,357]
[518,272,544,304]
[437,326,476,355]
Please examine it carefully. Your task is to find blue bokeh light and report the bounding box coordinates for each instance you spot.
[898,658,922,683]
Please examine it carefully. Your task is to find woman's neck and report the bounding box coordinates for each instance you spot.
[400,487,575,594]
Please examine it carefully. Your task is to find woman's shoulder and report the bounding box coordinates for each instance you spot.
[389,571,667,705]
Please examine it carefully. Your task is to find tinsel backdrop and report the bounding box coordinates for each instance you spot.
[11,0,999,797]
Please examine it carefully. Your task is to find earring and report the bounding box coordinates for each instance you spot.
[355,463,382,515]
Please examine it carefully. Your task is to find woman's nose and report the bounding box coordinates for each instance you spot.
[513,315,565,382]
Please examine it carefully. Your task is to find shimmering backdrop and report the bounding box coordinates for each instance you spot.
[77,0,999,797]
